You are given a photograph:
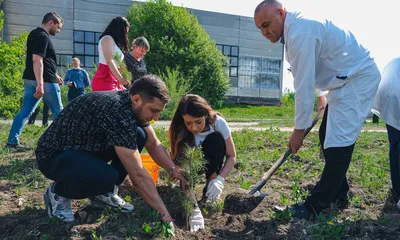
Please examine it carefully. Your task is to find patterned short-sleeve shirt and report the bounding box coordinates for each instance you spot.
[124,52,147,82]
[35,91,140,160]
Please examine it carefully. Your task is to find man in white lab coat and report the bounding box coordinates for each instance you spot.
[254,0,381,218]
[372,57,400,210]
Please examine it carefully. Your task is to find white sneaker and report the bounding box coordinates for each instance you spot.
[397,200,400,210]
[44,183,75,222]
[88,185,134,212]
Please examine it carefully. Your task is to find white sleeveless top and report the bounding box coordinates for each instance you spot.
[98,35,124,66]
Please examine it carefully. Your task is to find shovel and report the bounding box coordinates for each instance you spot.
[248,109,325,195]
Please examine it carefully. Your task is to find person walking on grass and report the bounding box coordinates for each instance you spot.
[63,57,91,102]
[6,12,64,150]
[168,94,237,231]
[372,57,400,210]
[254,0,380,219]
[36,75,187,223]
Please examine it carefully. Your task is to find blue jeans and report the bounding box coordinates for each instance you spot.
[387,124,400,200]
[7,79,63,144]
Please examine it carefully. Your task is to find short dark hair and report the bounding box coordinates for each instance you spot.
[129,74,169,103]
[42,12,64,24]
[100,16,130,53]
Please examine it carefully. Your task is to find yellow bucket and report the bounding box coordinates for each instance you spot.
[141,153,159,186]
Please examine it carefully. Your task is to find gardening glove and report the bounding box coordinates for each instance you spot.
[206,175,224,201]
[189,208,204,232]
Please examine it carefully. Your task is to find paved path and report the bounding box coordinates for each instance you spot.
[0,119,387,133]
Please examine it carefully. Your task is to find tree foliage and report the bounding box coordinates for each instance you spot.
[126,0,230,107]
[0,11,28,118]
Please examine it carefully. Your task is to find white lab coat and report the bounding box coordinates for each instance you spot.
[371,57,400,131]
[283,11,380,148]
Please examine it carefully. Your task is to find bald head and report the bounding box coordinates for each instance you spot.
[254,0,285,43]
[254,0,283,15]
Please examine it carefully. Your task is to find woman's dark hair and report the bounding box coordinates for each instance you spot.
[168,94,221,161]
[100,16,130,53]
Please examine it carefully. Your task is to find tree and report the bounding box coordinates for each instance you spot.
[0,11,28,118]
[126,0,230,107]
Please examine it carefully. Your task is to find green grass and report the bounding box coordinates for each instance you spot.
[217,103,294,121]
[0,121,397,239]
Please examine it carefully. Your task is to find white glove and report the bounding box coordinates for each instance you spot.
[205,175,224,201]
[189,208,204,232]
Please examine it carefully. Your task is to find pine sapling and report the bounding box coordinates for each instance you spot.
[175,144,207,229]
[112,52,132,84]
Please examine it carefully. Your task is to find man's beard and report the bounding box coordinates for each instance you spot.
[133,105,147,124]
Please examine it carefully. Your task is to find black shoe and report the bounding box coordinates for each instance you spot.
[273,203,312,220]
[5,143,32,152]
[336,197,349,209]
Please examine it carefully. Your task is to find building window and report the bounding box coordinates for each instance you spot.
[56,54,73,67]
[74,30,101,68]
[238,56,281,90]
[216,44,239,77]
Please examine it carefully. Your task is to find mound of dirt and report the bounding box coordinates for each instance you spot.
[224,191,265,214]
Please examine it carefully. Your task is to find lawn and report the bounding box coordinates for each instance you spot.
[0,122,399,239]
[217,103,294,122]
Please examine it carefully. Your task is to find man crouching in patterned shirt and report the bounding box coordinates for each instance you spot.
[35,74,187,223]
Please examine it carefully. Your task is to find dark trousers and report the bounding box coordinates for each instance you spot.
[201,132,226,179]
[38,127,146,199]
[28,103,49,126]
[387,124,400,201]
[305,105,355,213]
[67,86,84,103]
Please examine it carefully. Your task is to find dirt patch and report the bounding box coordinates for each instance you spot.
[224,191,265,214]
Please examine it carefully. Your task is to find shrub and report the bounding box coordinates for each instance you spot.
[281,88,295,108]
[159,67,189,120]
[0,11,28,118]
[281,88,322,111]
[126,0,230,107]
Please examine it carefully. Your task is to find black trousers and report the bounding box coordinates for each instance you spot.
[305,105,355,213]
[28,103,49,126]
[67,86,84,103]
[387,124,400,200]
[38,127,146,199]
[200,132,226,179]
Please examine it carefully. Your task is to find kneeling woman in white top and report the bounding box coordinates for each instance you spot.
[169,94,236,202]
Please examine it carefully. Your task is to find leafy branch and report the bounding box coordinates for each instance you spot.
[113,52,132,82]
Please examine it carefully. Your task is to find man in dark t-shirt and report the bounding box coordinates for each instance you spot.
[36,75,187,224]
[6,12,64,150]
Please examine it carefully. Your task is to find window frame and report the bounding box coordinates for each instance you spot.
[216,44,239,77]
[73,30,101,68]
